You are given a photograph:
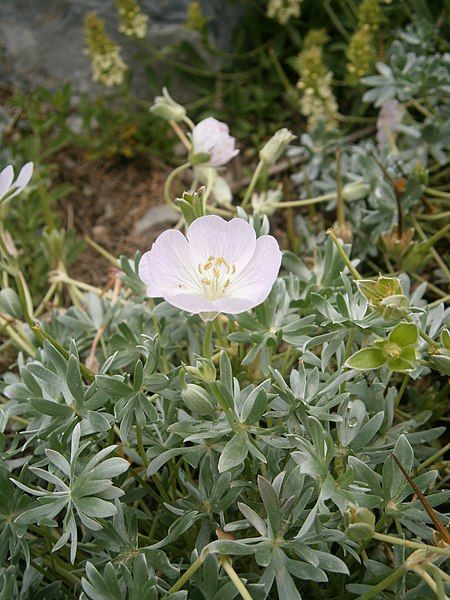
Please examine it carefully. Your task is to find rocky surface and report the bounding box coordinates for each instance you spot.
[0,0,242,93]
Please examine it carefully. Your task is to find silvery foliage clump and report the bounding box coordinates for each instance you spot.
[0,210,449,598]
[289,20,450,259]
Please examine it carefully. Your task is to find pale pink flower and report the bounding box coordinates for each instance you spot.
[192,118,239,167]
[0,162,34,203]
[139,215,281,316]
[376,100,403,150]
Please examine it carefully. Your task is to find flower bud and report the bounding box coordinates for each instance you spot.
[415,164,429,186]
[182,383,216,416]
[345,507,375,543]
[429,328,450,376]
[251,189,282,216]
[356,276,407,317]
[381,225,414,260]
[150,88,187,122]
[116,0,148,39]
[342,182,370,201]
[185,358,216,383]
[259,128,296,165]
[379,294,410,320]
[191,118,239,167]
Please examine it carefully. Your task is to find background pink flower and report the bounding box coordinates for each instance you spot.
[192,117,239,167]
[139,215,281,315]
[0,162,34,203]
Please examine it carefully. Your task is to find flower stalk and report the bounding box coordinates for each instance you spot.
[220,556,253,600]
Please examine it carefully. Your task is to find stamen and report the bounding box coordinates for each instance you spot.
[198,255,238,299]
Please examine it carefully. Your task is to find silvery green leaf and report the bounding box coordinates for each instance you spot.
[218,432,248,473]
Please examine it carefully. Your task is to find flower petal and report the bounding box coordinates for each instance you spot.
[229,235,282,306]
[389,322,418,346]
[0,165,14,200]
[192,118,238,167]
[164,293,218,314]
[7,162,34,200]
[213,297,255,314]
[187,216,256,270]
[15,162,34,188]
[139,230,199,297]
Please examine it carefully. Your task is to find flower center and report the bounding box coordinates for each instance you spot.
[198,255,237,300]
[385,343,402,359]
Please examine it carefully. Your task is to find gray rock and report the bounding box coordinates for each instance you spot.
[133,204,179,236]
[0,0,243,94]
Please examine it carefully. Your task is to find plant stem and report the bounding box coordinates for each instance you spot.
[0,316,37,357]
[336,148,345,227]
[424,187,450,199]
[203,319,214,359]
[269,182,369,209]
[354,565,406,600]
[416,441,450,473]
[135,424,149,468]
[37,182,57,232]
[161,554,205,598]
[220,556,253,600]
[32,324,95,383]
[404,314,436,347]
[202,167,215,207]
[373,532,450,557]
[412,566,439,595]
[241,160,265,208]
[169,119,192,150]
[394,374,410,409]
[413,219,450,283]
[324,0,350,38]
[268,47,297,98]
[164,162,191,210]
[327,229,361,280]
[83,235,119,266]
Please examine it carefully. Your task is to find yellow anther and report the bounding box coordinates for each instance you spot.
[216,257,227,267]
[201,278,211,286]
[223,278,230,289]
[213,267,220,278]
[232,264,237,274]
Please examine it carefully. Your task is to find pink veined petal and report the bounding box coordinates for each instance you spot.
[213,296,255,314]
[0,165,14,200]
[7,162,34,200]
[164,293,219,314]
[14,162,34,188]
[186,215,256,270]
[229,235,282,306]
[192,118,238,167]
[139,229,200,298]
[211,146,239,167]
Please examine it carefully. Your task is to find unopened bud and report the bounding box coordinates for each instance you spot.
[182,383,216,416]
[345,507,375,542]
[150,87,187,122]
[259,128,296,164]
[185,357,216,383]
